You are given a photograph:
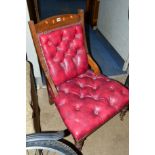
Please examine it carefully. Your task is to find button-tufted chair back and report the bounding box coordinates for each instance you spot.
[39,24,88,85]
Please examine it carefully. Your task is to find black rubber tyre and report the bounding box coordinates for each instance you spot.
[26,139,78,155]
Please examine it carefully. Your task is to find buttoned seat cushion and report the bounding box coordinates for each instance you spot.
[54,70,129,141]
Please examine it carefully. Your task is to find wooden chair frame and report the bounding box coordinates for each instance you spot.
[29,9,127,151]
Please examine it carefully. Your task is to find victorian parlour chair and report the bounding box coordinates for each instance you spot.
[29,9,129,151]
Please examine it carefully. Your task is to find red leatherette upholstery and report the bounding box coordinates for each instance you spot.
[54,70,129,141]
[39,24,88,85]
[38,23,129,141]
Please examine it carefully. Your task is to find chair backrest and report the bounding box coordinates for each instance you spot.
[29,9,89,97]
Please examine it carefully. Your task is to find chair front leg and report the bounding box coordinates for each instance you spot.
[120,105,129,121]
[74,138,86,151]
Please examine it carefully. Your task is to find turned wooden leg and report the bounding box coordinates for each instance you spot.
[120,105,129,121]
[74,138,86,151]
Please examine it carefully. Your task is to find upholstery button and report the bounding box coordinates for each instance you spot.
[93,95,99,100]
[93,77,96,80]
[94,107,100,115]
[100,97,106,101]
[57,87,60,91]
[80,96,84,99]
[67,80,71,83]
[80,94,84,99]
[108,97,116,106]
[47,41,52,46]
[75,105,81,111]
[72,57,76,64]
[60,62,65,69]
[75,34,81,39]
[56,46,61,51]
[59,101,65,106]
[121,90,127,95]
[93,86,97,90]
[76,49,79,55]
[63,89,69,94]
[79,83,84,88]
[74,118,80,123]
[62,37,67,41]
[109,86,114,91]
[58,98,66,106]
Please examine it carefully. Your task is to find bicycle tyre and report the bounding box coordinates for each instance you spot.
[26,139,78,155]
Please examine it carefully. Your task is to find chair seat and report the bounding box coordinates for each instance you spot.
[54,70,129,141]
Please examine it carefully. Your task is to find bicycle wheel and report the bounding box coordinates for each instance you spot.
[26,138,78,155]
